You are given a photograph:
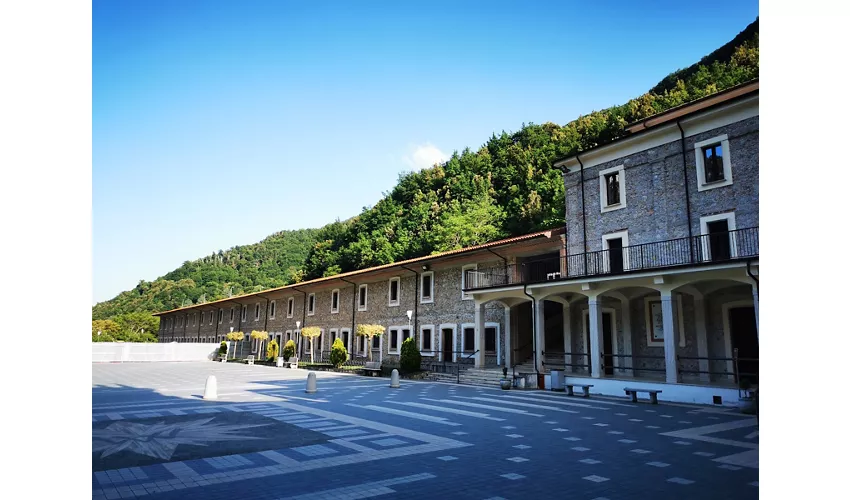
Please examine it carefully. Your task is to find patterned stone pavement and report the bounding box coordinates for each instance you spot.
[92,362,758,499]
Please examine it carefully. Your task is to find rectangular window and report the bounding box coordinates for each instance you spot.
[390,328,399,352]
[341,329,350,351]
[402,328,411,344]
[485,327,497,353]
[388,277,400,306]
[208,312,213,325]
[254,303,260,321]
[287,298,294,318]
[229,308,234,323]
[358,284,368,311]
[331,289,339,313]
[605,172,620,205]
[599,164,626,212]
[421,327,433,352]
[461,264,477,300]
[192,313,196,327]
[421,272,434,303]
[702,144,724,183]
[241,305,247,322]
[218,309,223,324]
[463,327,475,351]
[308,293,315,315]
[700,212,737,262]
[359,335,366,355]
[269,301,276,319]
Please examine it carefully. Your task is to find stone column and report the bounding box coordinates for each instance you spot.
[474,301,486,368]
[534,298,546,373]
[503,305,511,368]
[562,303,572,373]
[661,290,679,384]
[620,298,633,375]
[588,296,603,378]
[694,296,710,383]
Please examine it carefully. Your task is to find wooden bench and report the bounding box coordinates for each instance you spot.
[565,383,593,398]
[246,355,255,366]
[624,387,662,404]
[362,361,382,376]
[285,357,298,369]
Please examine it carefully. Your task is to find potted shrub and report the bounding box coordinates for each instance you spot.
[218,341,228,362]
[329,337,348,369]
[500,367,512,390]
[739,378,757,415]
[399,337,421,374]
[282,339,297,365]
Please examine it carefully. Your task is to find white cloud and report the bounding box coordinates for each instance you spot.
[402,143,448,171]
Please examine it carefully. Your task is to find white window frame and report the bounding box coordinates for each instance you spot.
[694,134,733,191]
[269,300,276,320]
[643,295,686,348]
[254,303,260,322]
[699,212,738,261]
[388,277,401,307]
[331,289,340,314]
[420,271,435,304]
[307,293,316,316]
[599,164,627,212]
[460,322,476,353]
[358,284,368,312]
[388,327,402,354]
[340,328,351,353]
[241,305,247,322]
[602,230,630,273]
[287,297,294,318]
[419,324,436,356]
[229,308,233,323]
[461,264,477,300]
[208,311,213,325]
[218,309,223,324]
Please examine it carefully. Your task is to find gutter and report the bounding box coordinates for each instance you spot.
[577,155,588,273]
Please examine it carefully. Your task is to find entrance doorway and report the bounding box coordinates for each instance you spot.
[585,312,615,375]
[442,328,454,362]
[729,306,758,384]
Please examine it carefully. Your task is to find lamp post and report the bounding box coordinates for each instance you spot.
[296,321,301,357]
[406,310,413,343]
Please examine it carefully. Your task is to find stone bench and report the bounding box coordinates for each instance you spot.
[285,357,298,369]
[362,361,382,376]
[624,387,662,404]
[246,355,255,366]
[565,383,593,398]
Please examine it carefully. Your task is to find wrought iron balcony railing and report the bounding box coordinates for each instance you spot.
[464,227,758,291]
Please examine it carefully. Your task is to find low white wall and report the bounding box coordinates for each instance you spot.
[535,372,743,407]
[92,342,220,363]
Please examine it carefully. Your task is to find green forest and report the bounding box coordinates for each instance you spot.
[92,19,759,328]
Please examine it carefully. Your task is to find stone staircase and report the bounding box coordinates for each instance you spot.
[458,367,505,387]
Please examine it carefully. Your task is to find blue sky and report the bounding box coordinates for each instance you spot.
[93,0,759,304]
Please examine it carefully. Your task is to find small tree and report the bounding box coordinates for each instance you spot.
[226,331,244,359]
[250,331,269,358]
[329,337,348,368]
[355,324,385,362]
[219,341,228,356]
[266,339,279,361]
[399,336,421,373]
[282,339,296,360]
[300,327,322,363]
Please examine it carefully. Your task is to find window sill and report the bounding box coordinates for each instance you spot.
[420,298,434,304]
[331,310,339,314]
[358,307,368,312]
[420,351,435,357]
[697,178,733,192]
[388,302,400,307]
[601,202,626,213]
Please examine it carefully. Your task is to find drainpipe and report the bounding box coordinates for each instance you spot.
[339,277,358,353]
[577,155,587,273]
[676,121,695,262]
[292,286,308,358]
[400,265,420,349]
[746,260,759,294]
[257,294,272,357]
[214,307,220,342]
[233,301,244,358]
[522,282,539,382]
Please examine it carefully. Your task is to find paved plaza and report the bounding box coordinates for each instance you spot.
[92,363,758,500]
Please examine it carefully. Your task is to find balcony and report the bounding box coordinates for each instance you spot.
[464,227,759,291]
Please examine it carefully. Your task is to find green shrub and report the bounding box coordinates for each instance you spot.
[282,339,296,360]
[266,339,279,361]
[399,336,421,373]
[329,337,348,368]
[219,341,228,355]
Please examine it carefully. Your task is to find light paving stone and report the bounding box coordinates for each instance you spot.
[501,426,516,429]
[571,446,590,452]
[505,434,523,438]
[581,416,595,420]
[500,473,525,480]
[593,423,609,427]
[631,449,651,454]
[629,418,643,422]
[673,441,692,446]
[607,431,624,435]
[694,452,716,457]
[544,421,558,424]
[646,461,670,467]
[563,437,582,442]
[292,444,338,457]
[437,456,458,461]
[667,477,695,485]
[718,464,742,471]
[582,475,609,483]
[506,457,529,463]
[552,428,569,432]
[579,459,601,465]
[513,444,531,450]
[618,439,637,444]
[372,438,407,447]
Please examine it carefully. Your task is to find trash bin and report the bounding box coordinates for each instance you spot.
[550,370,564,391]
[276,357,284,368]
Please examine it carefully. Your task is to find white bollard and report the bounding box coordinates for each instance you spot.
[203,375,218,400]
[390,369,400,388]
[305,372,317,393]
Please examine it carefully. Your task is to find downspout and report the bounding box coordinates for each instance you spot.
[339,277,358,354]
[233,301,244,358]
[746,260,759,294]
[400,265,420,351]
[522,282,539,381]
[214,307,220,342]
[677,121,695,262]
[257,294,272,357]
[577,155,587,273]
